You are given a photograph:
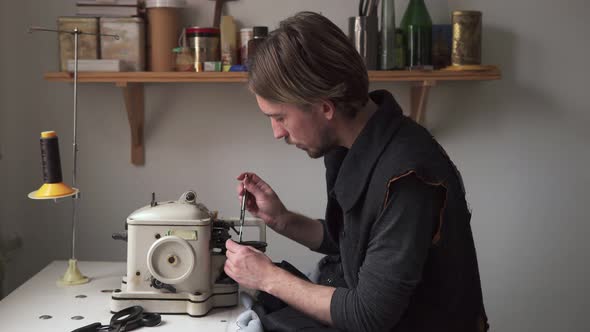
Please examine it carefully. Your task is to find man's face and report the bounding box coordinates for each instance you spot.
[256,95,335,159]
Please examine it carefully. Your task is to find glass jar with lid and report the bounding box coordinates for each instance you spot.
[173,47,195,71]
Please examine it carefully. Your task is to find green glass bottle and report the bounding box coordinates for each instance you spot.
[400,0,432,69]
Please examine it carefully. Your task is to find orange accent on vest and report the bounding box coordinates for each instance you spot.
[384,170,448,245]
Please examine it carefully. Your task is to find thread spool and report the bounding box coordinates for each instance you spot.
[40,131,64,184]
[28,131,77,199]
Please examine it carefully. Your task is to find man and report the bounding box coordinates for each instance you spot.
[224,12,488,332]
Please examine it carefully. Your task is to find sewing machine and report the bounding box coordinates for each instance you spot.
[110,190,266,316]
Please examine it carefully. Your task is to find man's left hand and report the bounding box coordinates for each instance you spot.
[224,239,275,291]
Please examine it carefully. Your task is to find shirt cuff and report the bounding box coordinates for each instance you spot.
[330,287,350,330]
[311,219,339,255]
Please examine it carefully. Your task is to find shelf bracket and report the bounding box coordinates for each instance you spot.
[410,80,436,125]
[117,82,145,166]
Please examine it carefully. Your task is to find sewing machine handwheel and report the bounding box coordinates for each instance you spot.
[147,235,195,284]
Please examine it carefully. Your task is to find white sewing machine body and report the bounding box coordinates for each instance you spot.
[110,191,265,317]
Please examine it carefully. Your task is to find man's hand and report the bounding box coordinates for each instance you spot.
[236,172,288,232]
[224,239,276,291]
[236,172,325,250]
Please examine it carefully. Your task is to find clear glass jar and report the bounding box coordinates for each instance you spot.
[173,47,195,72]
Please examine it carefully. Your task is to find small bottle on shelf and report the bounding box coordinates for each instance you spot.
[394,28,406,69]
[246,26,268,67]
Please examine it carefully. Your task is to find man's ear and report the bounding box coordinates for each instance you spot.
[320,100,336,120]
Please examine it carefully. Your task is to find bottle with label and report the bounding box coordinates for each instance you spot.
[220,16,237,72]
[239,28,253,66]
[394,28,406,69]
[400,0,432,69]
[247,26,268,67]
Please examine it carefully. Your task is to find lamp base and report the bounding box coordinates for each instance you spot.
[57,259,89,286]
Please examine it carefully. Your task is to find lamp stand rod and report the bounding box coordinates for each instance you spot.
[28,26,118,259]
[71,29,79,260]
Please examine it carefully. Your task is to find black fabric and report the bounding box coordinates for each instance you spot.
[317,90,488,332]
[254,261,341,332]
[316,255,347,288]
[258,306,341,332]
[257,261,310,312]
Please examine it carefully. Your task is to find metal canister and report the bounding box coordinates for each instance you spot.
[186,27,220,72]
[100,17,146,71]
[451,11,482,66]
[349,16,378,70]
[57,17,99,71]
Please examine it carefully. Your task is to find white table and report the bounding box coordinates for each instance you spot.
[0,261,244,331]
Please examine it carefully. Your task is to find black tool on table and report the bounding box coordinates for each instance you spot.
[71,305,161,332]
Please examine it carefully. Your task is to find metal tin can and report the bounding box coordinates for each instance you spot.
[100,17,146,71]
[451,11,482,66]
[186,27,220,72]
[57,17,99,71]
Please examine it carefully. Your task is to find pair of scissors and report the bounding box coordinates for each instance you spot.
[110,306,161,331]
[71,306,161,332]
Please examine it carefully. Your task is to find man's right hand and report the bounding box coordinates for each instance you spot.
[236,172,325,250]
[236,172,288,232]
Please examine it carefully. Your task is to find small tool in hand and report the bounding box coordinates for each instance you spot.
[238,175,248,242]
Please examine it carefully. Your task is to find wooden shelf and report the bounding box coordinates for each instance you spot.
[45,71,249,83]
[43,67,501,166]
[44,67,501,83]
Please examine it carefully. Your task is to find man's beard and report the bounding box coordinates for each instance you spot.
[285,130,334,159]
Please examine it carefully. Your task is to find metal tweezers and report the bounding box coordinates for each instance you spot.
[238,176,248,242]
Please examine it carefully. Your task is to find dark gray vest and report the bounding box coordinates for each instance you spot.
[323,90,488,332]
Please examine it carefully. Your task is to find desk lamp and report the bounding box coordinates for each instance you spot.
[27,26,118,286]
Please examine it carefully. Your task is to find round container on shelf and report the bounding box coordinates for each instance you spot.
[186,27,220,72]
[146,0,187,72]
[451,10,482,66]
[173,47,195,72]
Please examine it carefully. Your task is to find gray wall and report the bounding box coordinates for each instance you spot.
[1,0,589,330]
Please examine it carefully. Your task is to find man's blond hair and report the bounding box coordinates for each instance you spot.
[248,12,369,118]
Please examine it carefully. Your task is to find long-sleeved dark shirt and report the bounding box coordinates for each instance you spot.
[333,174,443,330]
[315,90,488,332]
